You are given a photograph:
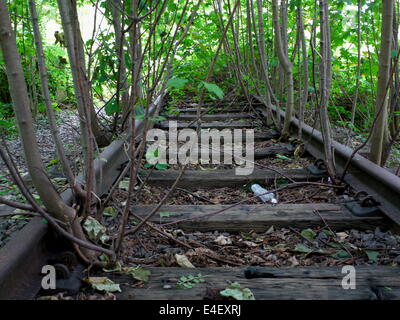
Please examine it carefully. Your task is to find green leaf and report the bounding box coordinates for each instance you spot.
[118,179,130,190]
[103,206,118,218]
[85,277,121,293]
[167,77,188,90]
[176,273,206,289]
[105,98,120,116]
[301,229,316,241]
[240,232,253,241]
[276,154,293,161]
[83,216,110,244]
[155,163,170,170]
[159,212,171,218]
[365,250,379,263]
[220,282,255,300]
[11,215,29,220]
[149,116,167,122]
[123,266,151,282]
[47,159,60,167]
[294,243,313,253]
[332,250,352,260]
[322,229,335,236]
[202,81,224,99]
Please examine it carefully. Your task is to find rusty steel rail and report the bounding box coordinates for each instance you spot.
[0,94,164,299]
[254,95,400,226]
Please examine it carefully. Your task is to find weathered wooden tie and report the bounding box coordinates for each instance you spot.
[112,266,400,300]
[132,203,385,231]
[138,169,323,188]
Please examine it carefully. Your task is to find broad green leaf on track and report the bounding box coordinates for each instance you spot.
[240,232,253,241]
[84,277,121,293]
[294,244,329,255]
[220,282,255,300]
[103,206,118,218]
[145,148,161,162]
[294,243,313,253]
[332,250,352,260]
[159,212,171,218]
[150,116,167,122]
[118,178,130,190]
[322,229,335,236]
[123,266,151,282]
[301,229,316,241]
[366,250,379,263]
[155,163,170,170]
[83,216,110,244]
[202,81,224,99]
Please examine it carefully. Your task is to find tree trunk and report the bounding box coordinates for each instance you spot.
[28,0,78,196]
[109,0,130,121]
[0,0,96,253]
[298,4,308,138]
[272,0,294,139]
[57,0,110,148]
[351,0,361,124]
[256,0,280,128]
[370,0,393,166]
[319,0,336,178]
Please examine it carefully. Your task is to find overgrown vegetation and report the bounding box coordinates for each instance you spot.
[0,0,399,268]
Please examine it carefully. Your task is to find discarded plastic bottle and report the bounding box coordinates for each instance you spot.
[251,184,278,204]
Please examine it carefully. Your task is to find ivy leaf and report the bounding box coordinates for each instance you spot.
[83,216,110,244]
[220,282,255,300]
[84,277,121,293]
[202,81,224,99]
[123,266,151,282]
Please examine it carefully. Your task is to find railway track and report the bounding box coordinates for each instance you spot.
[1,96,400,300]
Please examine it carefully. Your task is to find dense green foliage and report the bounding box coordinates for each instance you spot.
[0,0,397,135]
